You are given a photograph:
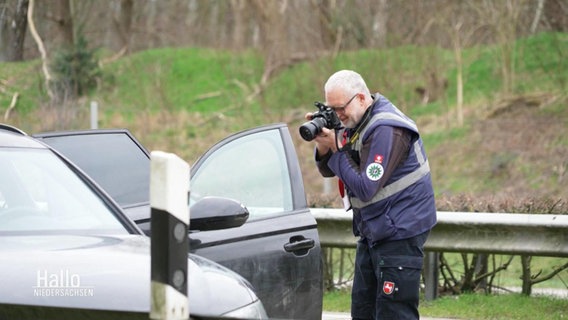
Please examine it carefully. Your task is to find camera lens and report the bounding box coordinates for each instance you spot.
[299,118,327,141]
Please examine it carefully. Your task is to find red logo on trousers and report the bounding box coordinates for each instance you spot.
[383,281,395,295]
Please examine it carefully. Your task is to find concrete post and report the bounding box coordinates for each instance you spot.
[90,101,98,129]
[149,151,190,320]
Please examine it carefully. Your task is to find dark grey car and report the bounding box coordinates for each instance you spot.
[34,123,324,320]
[0,125,267,319]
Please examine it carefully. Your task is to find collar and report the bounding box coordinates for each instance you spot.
[338,103,374,152]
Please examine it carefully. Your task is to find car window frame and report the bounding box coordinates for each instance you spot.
[190,123,308,216]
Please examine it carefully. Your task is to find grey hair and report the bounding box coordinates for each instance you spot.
[324,70,371,97]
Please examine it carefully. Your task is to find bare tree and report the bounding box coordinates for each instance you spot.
[530,0,546,34]
[229,0,246,50]
[27,0,53,100]
[520,255,568,296]
[368,0,388,48]
[542,0,568,31]
[473,0,528,95]
[249,1,290,82]
[111,0,133,53]
[50,0,74,49]
[434,1,487,127]
[311,0,338,51]
[0,0,29,61]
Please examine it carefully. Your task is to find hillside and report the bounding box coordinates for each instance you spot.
[429,93,566,200]
[1,32,566,213]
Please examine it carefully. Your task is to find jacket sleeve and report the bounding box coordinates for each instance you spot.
[314,148,336,177]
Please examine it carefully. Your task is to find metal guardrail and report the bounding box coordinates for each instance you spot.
[311,208,568,300]
[311,208,568,257]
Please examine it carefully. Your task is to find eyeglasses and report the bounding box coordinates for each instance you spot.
[329,94,358,113]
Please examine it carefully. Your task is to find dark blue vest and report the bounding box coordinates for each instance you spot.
[348,94,437,244]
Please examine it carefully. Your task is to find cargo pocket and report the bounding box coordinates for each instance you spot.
[378,255,423,302]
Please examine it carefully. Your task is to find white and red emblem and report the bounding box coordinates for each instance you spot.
[382,281,395,295]
[374,154,384,164]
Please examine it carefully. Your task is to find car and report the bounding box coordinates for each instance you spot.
[34,123,324,320]
[0,124,268,319]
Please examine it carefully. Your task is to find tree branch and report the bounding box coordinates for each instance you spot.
[27,0,54,101]
[4,92,20,121]
[531,261,568,285]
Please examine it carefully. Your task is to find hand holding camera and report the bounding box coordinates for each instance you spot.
[299,102,342,141]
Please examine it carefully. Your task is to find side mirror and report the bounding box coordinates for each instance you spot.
[189,196,249,231]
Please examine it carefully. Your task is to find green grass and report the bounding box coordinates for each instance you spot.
[422,293,567,319]
[324,290,568,319]
[0,59,44,114]
[100,47,264,114]
[421,125,470,149]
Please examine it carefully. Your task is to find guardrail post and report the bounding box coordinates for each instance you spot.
[423,251,439,301]
[150,151,190,320]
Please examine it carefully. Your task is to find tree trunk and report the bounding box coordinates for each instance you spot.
[0,0,29,61]
[369,0,388,48]
[114,0,133,53]
[520,255,533,296]
[229,0,246,50]
[249,0,289,80]
[312,0,336,50]
[53,0,74,49]
[452,22,464,127]
[530,0,545,33]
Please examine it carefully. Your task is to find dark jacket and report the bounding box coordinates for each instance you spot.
[316,94,437,245]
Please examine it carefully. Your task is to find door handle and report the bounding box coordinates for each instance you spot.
[284,236,315,253]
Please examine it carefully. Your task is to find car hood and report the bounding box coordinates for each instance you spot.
[0,234,258,316]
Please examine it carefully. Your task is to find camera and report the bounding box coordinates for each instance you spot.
[299,101,342,141]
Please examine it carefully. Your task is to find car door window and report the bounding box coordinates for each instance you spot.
[35,133,150,207]
[191,130,292,218]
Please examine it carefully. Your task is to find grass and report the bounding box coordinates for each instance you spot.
[101,47,264,114]
[423,293,567,319]
[324,289,568,319]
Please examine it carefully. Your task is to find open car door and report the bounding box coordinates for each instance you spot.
[189,123,323,320]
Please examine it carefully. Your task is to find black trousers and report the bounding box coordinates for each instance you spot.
[351,231,429,320]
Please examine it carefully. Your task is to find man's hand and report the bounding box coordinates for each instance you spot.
[314,127,341,154]
[304,113,342,154]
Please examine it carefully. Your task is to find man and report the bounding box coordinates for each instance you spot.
[305,70,437,319]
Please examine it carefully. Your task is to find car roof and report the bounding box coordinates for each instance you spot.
[0,124,46,149]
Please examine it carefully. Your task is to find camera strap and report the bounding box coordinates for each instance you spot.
[337,105,373,152]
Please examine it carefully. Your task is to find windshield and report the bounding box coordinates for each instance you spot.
[0,148,128,234]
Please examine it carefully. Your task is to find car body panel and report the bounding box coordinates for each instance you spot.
[0,127,266,319]
[0,235,260,316]
[34,123,324,320]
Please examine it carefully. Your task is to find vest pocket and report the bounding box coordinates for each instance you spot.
[358,211,397,243]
